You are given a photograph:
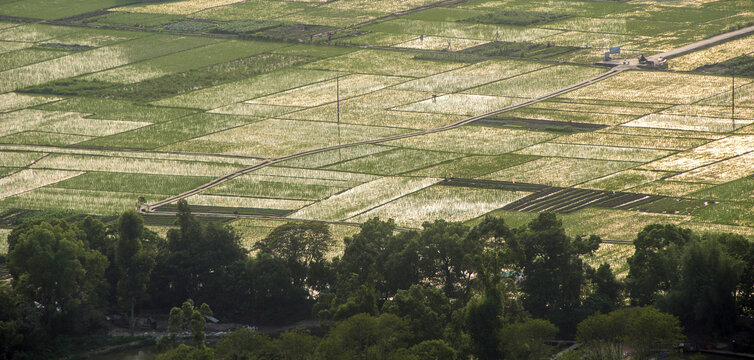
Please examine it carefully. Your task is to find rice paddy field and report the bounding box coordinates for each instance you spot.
[1,0,754,267]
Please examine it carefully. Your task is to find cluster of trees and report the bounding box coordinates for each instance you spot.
[1,200,752,359]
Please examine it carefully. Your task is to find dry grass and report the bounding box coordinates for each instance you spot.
[396,93,516,116]
[641,135,754,172]
[291,176,440,221]
[629,180,712,197]
[670,151,754,184]
[578,169,670,191]
[395,60,546,93]
[0,93,60,113]
[482,157,638,186]
[31,154,245,176]
[394,36,489,51]
[113,0,245,15]
[515,142,674,162]
[556,132,710,150]
[671,34,754,71]
[0,169,84,199]
[350,186,530,227]
[623,113,752,133]
[385,126,555,155]
[183,194,311,210]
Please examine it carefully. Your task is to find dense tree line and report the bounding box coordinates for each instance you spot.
[0,201,752,359]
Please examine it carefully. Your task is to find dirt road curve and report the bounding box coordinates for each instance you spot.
[649,24,754,61]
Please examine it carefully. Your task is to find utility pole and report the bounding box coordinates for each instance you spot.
[336,74,342,163]
[732,74,735,131]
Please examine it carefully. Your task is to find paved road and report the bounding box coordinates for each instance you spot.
[600,24,754,66]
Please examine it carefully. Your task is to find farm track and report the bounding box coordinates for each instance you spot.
[144,68,625,212]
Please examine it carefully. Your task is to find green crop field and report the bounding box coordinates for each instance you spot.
[1,0,754,270]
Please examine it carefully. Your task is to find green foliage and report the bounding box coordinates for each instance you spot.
[255,221,334,287]
[498,319,558,360]
[317,313,411,360]
[576,307,683,360]
[156,344,214,360]
[658,239,743,336]
[215,328,278,360]
[382,285,450,343]
[508,213,600,334]
[626,224,696,305]
[460,11,570,26]
[7,219,108,333]
[461,41,580,59]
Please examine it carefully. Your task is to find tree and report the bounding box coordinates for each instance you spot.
[115,210,155,336]
[255,221,334,287]
[382,285,450,343]
[316,313,411,360]
[274,329,319,360]
[507,213,599,334]
[659,239,743,336]
[418,220,474,300]
[576,307,683,360]
[167,299,212,347]
[7,220,108,333]
[583,263,623,314]
[712,233,754,317]
[150,200,246,307]
[498,319,558,360]
[626,224,695,305]
[215,328,279,360]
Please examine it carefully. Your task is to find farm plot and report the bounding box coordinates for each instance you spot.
[0,151,45,167]
[0,92,60,113]
[622,113,752,133]
[563,71,742,105]
[701,82,754,108]
[162,118,409,158]
[113,0,244,15]
[325,148,463,176]
[182,195,311,212]
[350,185,531,227]
[394,36,489,51]
[467,65,607,98]
[153,68,338,110]
[86,40,284,84]
[578,169,671,191]
[81,113,255,150]
[689,175,754,201]
[285,89,465,129]
[660,104,754,120]
[37,114,150,137]
[194,0,313,21]
[670,34,754,71]
[54,172,213,196]
[555,132,710,150]
[500,107,638,126]
[0,188,161,215]
[630,180,712,197]
[0,0,134,19]
[291,176,440,221]
[669,151,754,184]
[599,125,724,140]
[0,23,78,43]
[0,110,87,137]
[0,48,72,72]
[248,74,407,108]
[276,144,395,169]
[0,34,216,92]
[211,103,303,118]
[395,60,547,93]
[30,153,247,177]
[408,154,536,179]
[482,157,639,187]
[515,143,674,162]
[641,135,754,172]
[385,126,555,155]
[529,99,665,116]
[0,169,83,199]
[38,97,197,123]
[206,175,352,201]
[302,49,464,77]
[396,94,516,116]
[691,200,754,227]
[364,19,561,42]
